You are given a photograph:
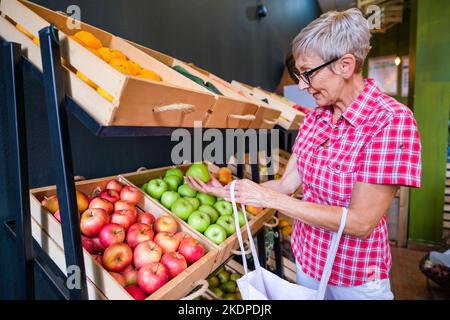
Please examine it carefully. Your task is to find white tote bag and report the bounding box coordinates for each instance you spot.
[229,180,348,300]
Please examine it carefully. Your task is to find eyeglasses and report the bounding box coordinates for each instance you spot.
[293,57,340,86]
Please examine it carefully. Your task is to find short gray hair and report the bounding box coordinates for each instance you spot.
[292,8,372,73]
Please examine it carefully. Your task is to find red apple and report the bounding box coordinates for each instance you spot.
[110,209,137,230]
[133,240,163,269]
[137,262,169,295]
[99,189,120,203]
[122,265,138,286]
[120,186,142,205]
[80,208,109,238]
[53,210,61,223]
[106,179,124,193]
[137,212,156,227]
[125,285,147,300]
[91,237,106,254]
[114,200,136,216]
[126,223,154,249]
[154,232,180,254]
[178,237,205,264]
[99,223,125,247]
[109,272,126,287]
[174,231,190,243]
[160,252,187,279]
[154,216,178,234]
[81,235,94,254]
[102,243,132,272]
[89,197,114,215]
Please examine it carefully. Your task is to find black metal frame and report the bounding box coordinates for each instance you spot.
[1,25,285,300]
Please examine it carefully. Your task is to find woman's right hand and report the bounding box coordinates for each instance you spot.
[185,175,229,198]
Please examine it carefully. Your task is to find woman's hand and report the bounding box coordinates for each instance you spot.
[223,179,272,208]
[185,175,229,198]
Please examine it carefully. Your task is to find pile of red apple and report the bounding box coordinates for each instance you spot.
[41,179,206,300]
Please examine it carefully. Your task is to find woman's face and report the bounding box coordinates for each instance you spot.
[295,53,344,107]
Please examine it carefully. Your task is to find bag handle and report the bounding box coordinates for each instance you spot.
[314,207,348,300]
[230,180,261,273]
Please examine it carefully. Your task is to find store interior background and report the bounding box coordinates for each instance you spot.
[0,0,449,299]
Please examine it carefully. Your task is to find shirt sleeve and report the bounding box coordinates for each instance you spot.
[356,112,422,187]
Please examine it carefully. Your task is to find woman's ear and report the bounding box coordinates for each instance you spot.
[337,54,356,79]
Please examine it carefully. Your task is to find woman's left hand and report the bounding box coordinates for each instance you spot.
[223,179,272,208]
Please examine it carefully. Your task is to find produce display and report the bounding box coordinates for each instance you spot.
[142,164,246,245]
[207,265,242,300]
[41,179,206,299]
[71,30,162,102]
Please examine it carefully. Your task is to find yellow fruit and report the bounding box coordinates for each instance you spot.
[127,60,142,75]
[281,226,292,236]
[97,87,114,103]
[109,58,134,75]
[73,31,102,50]
[246,205,264,216]
[16,23,34,39]
[279,219,290,229]
[33,37,40,46]
[138,68,162,81]
[218,167,233,185]
[96,47,128,63]
[76,70,98,89]
[111,49,127,60]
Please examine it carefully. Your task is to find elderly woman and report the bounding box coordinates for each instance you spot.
[187,8,421,300]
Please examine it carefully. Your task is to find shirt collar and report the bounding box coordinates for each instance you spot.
[315,78,381,127]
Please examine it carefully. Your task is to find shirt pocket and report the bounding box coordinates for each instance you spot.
[325,159,359,204]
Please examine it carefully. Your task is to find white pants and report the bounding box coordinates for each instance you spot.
[295,261,394,300]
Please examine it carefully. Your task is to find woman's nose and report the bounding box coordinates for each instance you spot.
[298,78,310,90]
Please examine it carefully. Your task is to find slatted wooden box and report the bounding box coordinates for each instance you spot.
[121,163,276,271]
[28,175,218,300]
[0,0,216,127]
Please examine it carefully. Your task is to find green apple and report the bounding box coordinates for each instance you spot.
[216,215,236,236]
[217,197,224,202]
[223,293,235,300]
[187,211,211,233]
[163,175,182,191]
[141,183,148,192]
[214,201,233,216]
[234,292,242,300]
[204,224,227,245]
[230,273,241,282]
[146,178,168,200]
[178,184,197,197]
[216,270,230,283]
[237,211,245,227]
[221,280,237,293]
[160,191,180,209]
[171,198,194,221]
[208,276,220,288]
[198,205,219,223]
[186,162,210,183]
[212,287,224,298]
[196,192,216,206]
[164,167,184,179]
[184,197,200,210]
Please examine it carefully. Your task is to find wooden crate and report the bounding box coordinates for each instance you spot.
[29,175,218,300]
[127,43,262,129]
[231,80,306,130]
[121,163,276,271]
[206,258,245,300]
[0,0,217,127]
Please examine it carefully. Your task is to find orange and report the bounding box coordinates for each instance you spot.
[127,60,142,75]
[76,70,98,89]
[111,49,127,60]
[16,23,34,39]
[73,31,102,50]
[245,205,264,216]
[281,226,292,237]
[109,58,134,75]
[218,167,233,185]
[96,47,128,63]
[138,68,162,81]
[97,87,114,103]
[279,219,290,229]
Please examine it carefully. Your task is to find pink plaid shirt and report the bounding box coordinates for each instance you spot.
[291,78,421,287]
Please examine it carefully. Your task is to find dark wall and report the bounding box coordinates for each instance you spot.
[0,0,320,299]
